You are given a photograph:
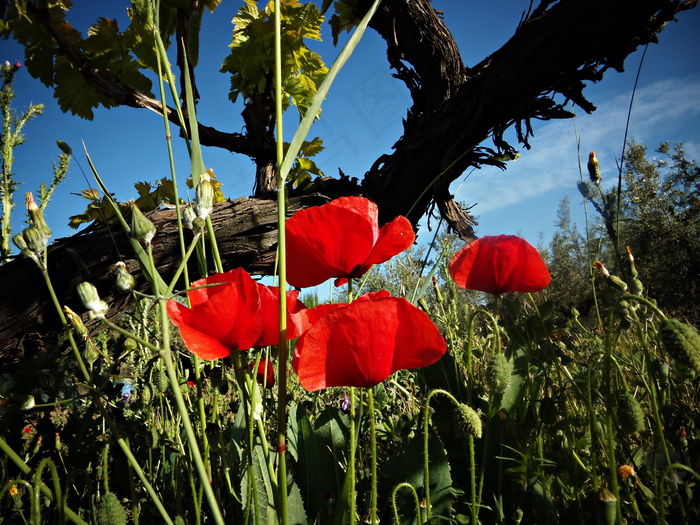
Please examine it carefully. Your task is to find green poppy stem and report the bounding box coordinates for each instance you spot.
[273,2,289,524]
[368,388,378,524]
[158,297,225,525]
[0,439,88,525]
[349,387,357,525]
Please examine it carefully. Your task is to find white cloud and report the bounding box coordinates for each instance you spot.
[454,75,700,217]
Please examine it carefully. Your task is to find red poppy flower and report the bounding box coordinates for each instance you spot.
[250,358,275,388]
[286,196,415,288]
[292,291,447,391]
[167,269,307,361]
[449,235,551,294]
[254,284,308,347]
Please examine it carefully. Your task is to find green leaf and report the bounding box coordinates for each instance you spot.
[383,430,453,525]
[288,403,322,520]
[313,406,350,509]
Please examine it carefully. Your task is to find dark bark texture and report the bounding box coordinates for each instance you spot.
[1,0,696,369]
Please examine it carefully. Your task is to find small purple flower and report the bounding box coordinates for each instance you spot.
[341,396,350,412]
[14,61,22,69]
[120,383,135,403]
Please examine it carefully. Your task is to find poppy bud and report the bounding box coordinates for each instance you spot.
[114,262,136,293]
[56,140,72,155]
[485,353,512,394]
[76,282,108,319]
[194,170,214,220]
[64,306,88,338]
[130,200,156,245]
[616,391,645,435]
[659,318,700,373]
[587,151,602,184]
[156,370,169,393]
[83,338,100,365]
[25,193,52,242]
[96,492,127,525]
[455,402,482,438]
[140,384,153,406]
[432,275,443,303]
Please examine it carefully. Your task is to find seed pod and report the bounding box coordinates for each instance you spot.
[194,170,214,220]
[485,353,512,394]
[130,200,156,245]
[616,392,645,435]
[455,402,482,439]
[114,261,136,293]
[97,492,127,525]
[77,282,108,318]
[659,318,700,374]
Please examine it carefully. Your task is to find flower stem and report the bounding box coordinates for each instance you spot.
[367,388,378,524]
[0,438,88,525]
[348,387,357,525]
[159,297,225,525]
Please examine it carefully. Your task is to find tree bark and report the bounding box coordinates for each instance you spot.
[0,186,357,370]
[1,0,696,369]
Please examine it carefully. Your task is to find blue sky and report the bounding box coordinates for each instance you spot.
[2,1,699,254]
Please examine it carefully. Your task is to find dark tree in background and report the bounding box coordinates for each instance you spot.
[618,140,700,321]
[0,0,697,364]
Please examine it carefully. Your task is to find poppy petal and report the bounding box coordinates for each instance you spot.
[293,295,446,391]
[167,300,235,360]
[364,215,415,268]
[286,197,377,288]
[167,268,263,360]
[255,285,308,347]
[449,235,551,294]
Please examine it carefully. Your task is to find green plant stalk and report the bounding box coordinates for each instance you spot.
[586,362,600,491]
[391,482,422,524]
[33,459,63,525]
[39,264,91,381]
[0,437,88,525]
[367,388,378,524]
[348,387,358,525]
[127,461,140,525]
[155,42,191,291]
[1,69,43,262]
[273,2,290,523]
[602,317,623,525]
[102,443,110,494]
[465,310,479,525]
[625,306,680,523]
[166,232,203,295]
[158,296,225,525]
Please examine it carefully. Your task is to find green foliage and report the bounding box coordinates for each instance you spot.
[328,0,361,46]
[220,0,328,117]
[285,136,325,188]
